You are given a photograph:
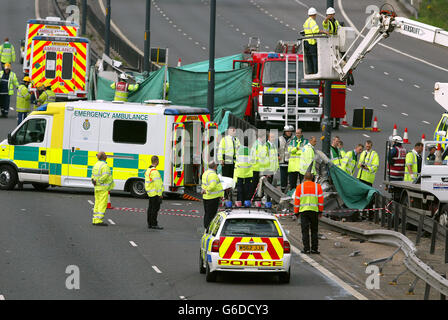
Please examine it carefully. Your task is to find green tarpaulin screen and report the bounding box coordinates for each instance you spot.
[329,164,378,210]
[168,67,252,123]
[179,54,245,72]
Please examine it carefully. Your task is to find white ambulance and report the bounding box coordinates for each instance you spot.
[0,100,217,198]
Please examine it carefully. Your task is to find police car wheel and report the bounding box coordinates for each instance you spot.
[199,251,206,274]
[129,180,147,198]
[0,165,18,190]
[205,262,217,282]
[278,268,291,284]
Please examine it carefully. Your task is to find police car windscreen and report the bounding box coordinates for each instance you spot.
[221,219,280,237]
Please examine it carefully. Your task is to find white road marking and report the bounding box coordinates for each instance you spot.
[363,134,370,138]
[383,71,389,75]
[179,296,187,300]
[108,219,116,225]
[337,0,448,73]
[152,266,162,273]
[381,104,388,107]
[399,78,404,82]
[347,87,352,92]
[422,120,430,124]
[88,200,94,205]
[370,65,375,69]
[292,246,367,300]
[0,294,4,300]
[129,241,138,247]
[9,107,14,111]
[363,96,369,100]
[414,84,420,88]
[401,113,408,116]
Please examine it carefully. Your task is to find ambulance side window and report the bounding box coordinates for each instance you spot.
[62,52,73,80]
[11,119,47,145]
[113,120,147,144]
[45,52,57,79]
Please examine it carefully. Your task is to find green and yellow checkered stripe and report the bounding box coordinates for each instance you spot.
[264,87,319,95]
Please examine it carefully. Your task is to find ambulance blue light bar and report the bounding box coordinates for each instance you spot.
[267,53,279,59]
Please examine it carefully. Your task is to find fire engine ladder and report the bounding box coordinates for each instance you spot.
[284,54,300,129]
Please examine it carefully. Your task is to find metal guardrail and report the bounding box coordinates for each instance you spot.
[398,0,420,18]
[227,113,257,132]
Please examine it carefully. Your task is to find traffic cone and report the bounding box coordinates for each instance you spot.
[177,58,182,67]
[371,117,379,132]
[403,128,409,144]
[341,114,348,126]
[421,134,426,143]
[107,192,113,209]
[392,123,397,136]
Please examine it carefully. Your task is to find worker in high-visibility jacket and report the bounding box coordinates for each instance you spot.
[234,136,253,204]
[341,144,364,176]
[217,126,240,178]
[294,172,324,254]
[91,151,115,226]
[404,142,423,182]
[251,130,270,198]
[298,136,317,178]
[0,38,16,69]
[110,73,139,102]
[16,76,32,125]
[338,140,346,159]
[356,140,380,186]
[322,7,340,35]
[0,63,19,118]
[36,81,56,107]
[288,128,308,191]
[201,162,224,229]
[329,136,343,168]
[145,155,164,230]
[265,132,279,203]
[303,8,327,74]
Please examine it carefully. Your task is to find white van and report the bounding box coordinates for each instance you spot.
[0,100,217,198]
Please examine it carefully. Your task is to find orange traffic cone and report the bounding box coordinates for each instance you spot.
[421,134,426,143]
[392,123,397,136]
[107,192,113,209]
[371,117,380,132]
[177,58,182,67]
[403,128,409,144]
[341,114,348,126]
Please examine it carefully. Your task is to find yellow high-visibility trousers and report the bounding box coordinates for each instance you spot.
[92,190,108,224]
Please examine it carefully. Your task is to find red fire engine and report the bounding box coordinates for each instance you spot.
[234,38,347,129]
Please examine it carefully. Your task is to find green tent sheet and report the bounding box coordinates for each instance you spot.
[179,54,245,72]
[329,164,378,210]
[168,67,252,123]
[94,67,165,102]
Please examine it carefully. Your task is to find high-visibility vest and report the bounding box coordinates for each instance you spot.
[323,18,340,35]
[251,140,269,172]
[294,181,324,213]
[388,145,407,178]
[111,81,139,102]
[265,141,279,175]
[341,150,358,175]
[145,166,163,197]
[201,169,224,200]
[340,148,346,159]
[16,84,31,113]
[404,150,419,182]
[38,89,56,105]
[330,145,342,167]
[288,137,308,172]
[357,150,379,184]
[0,42,16,64]
[92,160,115,191]
[303,17,319,45]
[0,71,19,95]
[217,135,240,164]
[234,146,253,179]
[299,143,316,175]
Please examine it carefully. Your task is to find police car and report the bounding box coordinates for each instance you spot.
[199,209,291,283]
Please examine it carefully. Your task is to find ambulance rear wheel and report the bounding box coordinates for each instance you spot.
[205,263,217,282]
[31,183,50,191]
[0,165,18,190]
[129,179,147,198]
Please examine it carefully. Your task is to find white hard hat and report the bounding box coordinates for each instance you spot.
[120,73,128,80]
[308,7,317,16]
[283,125,294,132]
[392,135,403,143]
[326,7,335,15]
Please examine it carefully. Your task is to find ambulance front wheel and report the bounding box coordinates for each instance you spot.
[0,165,18,190]
[129,179,147,198]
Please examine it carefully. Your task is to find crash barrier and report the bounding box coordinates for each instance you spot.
[352,107,373,130]
[260,178,448,299]
[227,112,257,132]
[398,0,420,18]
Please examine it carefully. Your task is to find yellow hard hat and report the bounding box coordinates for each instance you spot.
[36,82,45,89]
[4,63,11,69]
[23,76,31,82]
[44,79,53,87]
